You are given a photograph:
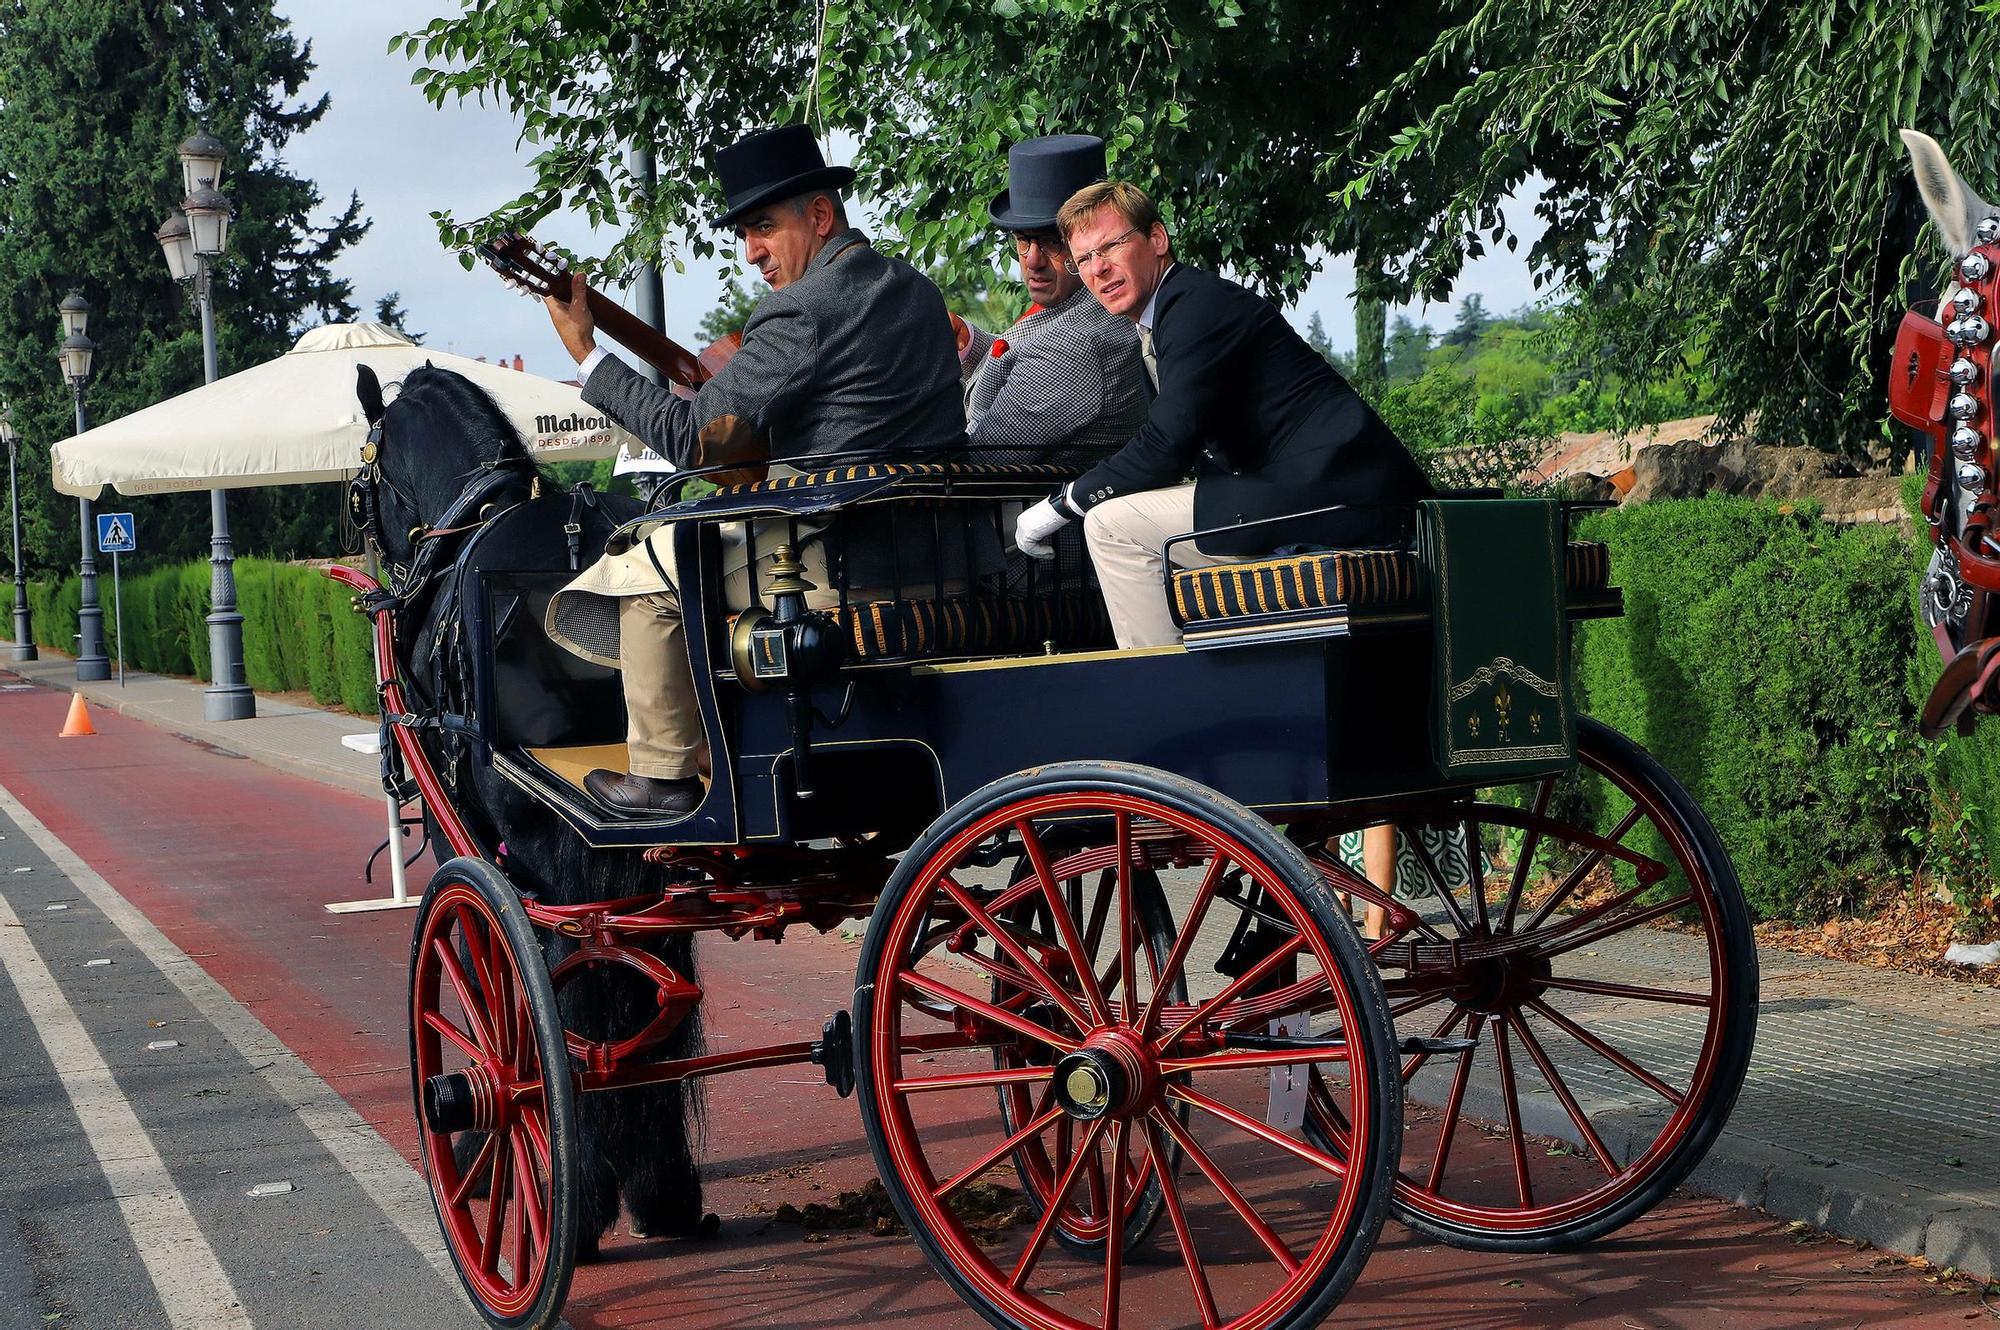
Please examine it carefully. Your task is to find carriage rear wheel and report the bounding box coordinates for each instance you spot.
[411,856,579,1329]
[1302,717,1757,1251]
[856,762,1400,1330]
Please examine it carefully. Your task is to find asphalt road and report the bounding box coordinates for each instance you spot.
[0,677,1987,1328]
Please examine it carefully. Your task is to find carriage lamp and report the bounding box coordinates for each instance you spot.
[177,128,225,197]
[1957,460,1987,491]
[1953,426,1983,460]
[1953,288,1983,317]
[154,210,195,283]
[1966,252,1994,283]
[1951,357,1980,386]
[1950,393,1980,421]
[728,544,847,800]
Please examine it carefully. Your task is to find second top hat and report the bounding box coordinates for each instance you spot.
[989,134,1108,231]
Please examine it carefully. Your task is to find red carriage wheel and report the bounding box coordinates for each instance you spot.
[856,763,1400,1330]
[411,857,579,1329]
[1301,717,1757,1250]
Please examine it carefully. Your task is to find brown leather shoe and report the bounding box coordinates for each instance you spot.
[582,769,704,817]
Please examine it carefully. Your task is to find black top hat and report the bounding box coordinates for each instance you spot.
[988,134,1108,231]
[713,124,857,229]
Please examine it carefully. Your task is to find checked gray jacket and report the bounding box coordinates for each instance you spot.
[966,287,1149,463]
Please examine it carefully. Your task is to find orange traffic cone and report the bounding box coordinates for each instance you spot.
[59,693,96,738]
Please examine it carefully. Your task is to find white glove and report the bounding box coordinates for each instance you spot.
[1014,497,1070,560]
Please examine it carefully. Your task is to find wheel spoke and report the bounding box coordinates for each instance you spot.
[1464,815,1489,933]
[446,1132,497,1208]
[1138,854,1229,1038]
[432,939,496,1054]
[1491,1022,1534,1208]
[1116,814,1139,1023]
[1015,820,1113,1026]
[894,1065,1056,1095]
[897,968,1079,1053]
[1424,1012,1485,1192]
[1009,1118,1106,1290]
[1102,1121,1128,1330]
[1168,1085,1347,1179]
[1526,997,1686,1105]
[1538,892,1694,960]
[1151,1107,1300,1273]
[936,873,1093,1033]
[1407,828,1478,937]
[1144,1119,1218,1330]
[1523,804,1644,932]
[511,1123,548,1250]
[1157,933,1305,1052]
[508,1147,529,1285]
[1538,975,1713,1007]
[423,1008,485,1064]
[936,1105,1066,1201]
[1082,868,1116,958]
[480,1128,513,1277]
[1497,779,1555,932]
[459,917,505,1037]
[1387,990,1450,1021]
[1506,1011,1619,1178]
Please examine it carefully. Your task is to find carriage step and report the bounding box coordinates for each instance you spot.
[811,1010,855,1098]
[1398,1035,1478,1055]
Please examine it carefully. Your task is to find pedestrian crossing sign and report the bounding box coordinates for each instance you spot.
[96,512,136,554]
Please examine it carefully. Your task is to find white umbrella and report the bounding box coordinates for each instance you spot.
[50,322,644,499]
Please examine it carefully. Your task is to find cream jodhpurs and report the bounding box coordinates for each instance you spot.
[1081,486,1248,648]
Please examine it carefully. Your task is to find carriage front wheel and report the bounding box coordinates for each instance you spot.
[410,856,580,1330]
[1301,717,1757,1251]
[855,762,1401,1330]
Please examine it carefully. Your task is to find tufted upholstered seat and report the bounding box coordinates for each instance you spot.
[1171,540,1612,627]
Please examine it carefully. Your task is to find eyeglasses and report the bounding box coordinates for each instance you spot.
[1011,233,1066,260]
[1064,227,1141,275]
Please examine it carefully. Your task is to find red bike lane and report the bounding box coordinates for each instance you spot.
[0,678,1977,1328]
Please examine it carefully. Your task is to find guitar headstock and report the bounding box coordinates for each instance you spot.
[474,234,574,302]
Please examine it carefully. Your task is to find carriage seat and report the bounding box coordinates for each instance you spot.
[1170,540,1612,627]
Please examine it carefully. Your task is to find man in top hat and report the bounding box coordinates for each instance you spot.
[542,123,964,816]
[964,135,1148,462]
[1015,178,1432,649]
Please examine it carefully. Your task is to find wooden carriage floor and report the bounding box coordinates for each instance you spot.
[0,673,1985,1328]
[527,741,630,794]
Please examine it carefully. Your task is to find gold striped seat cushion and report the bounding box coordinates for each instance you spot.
[1171,541,1612,626]
[832,590,1112,662]
[716,461,1080,495]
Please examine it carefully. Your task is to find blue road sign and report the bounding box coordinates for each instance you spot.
[96,512,136,554]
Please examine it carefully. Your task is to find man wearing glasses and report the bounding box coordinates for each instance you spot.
[1015,180,1431,648]
[966,135,1148,462]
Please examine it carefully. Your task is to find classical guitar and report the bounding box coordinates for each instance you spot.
[475,234,765,484]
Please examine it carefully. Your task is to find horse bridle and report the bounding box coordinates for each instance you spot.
[348,416,538,603]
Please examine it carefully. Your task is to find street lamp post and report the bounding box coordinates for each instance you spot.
[160,128,252,720]
[58,294,110,683]
[3,405,35,661]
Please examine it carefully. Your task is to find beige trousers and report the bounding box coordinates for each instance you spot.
[619,537,838,780]
[1082,486,1250,648]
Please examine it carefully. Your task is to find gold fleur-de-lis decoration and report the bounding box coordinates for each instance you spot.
[1467,712,1481,737]
[1530,710,1542,735]
[1494,680,1513,742]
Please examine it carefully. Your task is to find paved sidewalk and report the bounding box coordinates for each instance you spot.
[5,638,1998,1282]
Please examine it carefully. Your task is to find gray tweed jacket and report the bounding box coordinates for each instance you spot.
[581,228,965,467]
[966,287,1149,463]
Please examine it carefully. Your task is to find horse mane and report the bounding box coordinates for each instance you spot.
[391,362,547,483]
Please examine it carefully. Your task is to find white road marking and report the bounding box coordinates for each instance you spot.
[0,779,457,1290]
[0,888,251,1328]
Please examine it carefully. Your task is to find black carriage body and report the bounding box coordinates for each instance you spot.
[454,463,1614,851]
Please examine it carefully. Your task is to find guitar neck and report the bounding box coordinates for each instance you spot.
[581,288,709,387]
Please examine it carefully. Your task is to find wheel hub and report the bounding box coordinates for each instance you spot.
[1053,1031,1154,1120]
[1451,950,1553,1017]
[423,1063,506,1135]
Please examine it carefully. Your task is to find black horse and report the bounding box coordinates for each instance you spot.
[352,360,707,1260]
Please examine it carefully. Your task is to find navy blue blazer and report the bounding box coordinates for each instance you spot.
[1067,264,1431,555]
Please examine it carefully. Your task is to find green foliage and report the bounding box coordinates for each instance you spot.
[24,559,374,715]
[1331,0,1981,459]
[696,277,767,343]
[0,1,368,579]
[1575,499,1928,922]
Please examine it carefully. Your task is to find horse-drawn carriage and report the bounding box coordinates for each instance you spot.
[329,343,1758,1330]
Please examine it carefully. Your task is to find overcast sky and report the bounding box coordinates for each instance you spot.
[273,1,1545,379]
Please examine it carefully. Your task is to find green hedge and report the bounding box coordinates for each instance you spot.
[1575,497,1930,923]
[25,559,376,716]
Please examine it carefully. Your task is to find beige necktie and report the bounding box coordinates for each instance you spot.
[1137,324,1159,391]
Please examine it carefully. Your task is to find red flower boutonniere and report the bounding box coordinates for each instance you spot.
[990,338,1010,358]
